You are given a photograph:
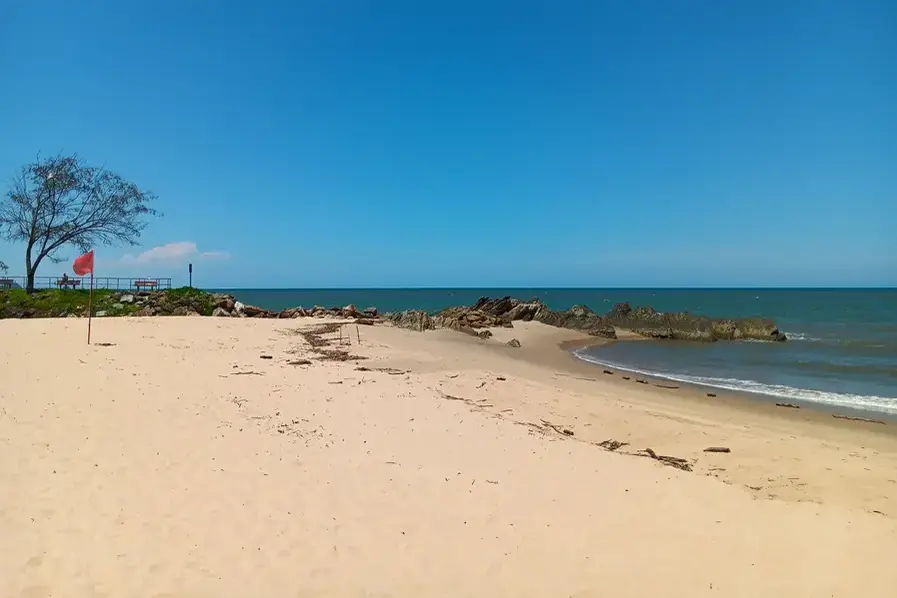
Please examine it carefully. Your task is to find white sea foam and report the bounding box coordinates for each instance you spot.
[572,349,897,415]
[783,331,823,342]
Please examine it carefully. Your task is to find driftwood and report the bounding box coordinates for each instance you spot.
[602,369,614,375]
[653,383,680,389]
[776,402,800,409]
[440,393,467,402]
[259,355,273,360]
[832,414,886,425]
[231,371,264,376]
[286,359,312,366]
[355,366,407,375]
[622,376,631,380]
[540,419,574,436]
[598,439,628,452]
[703,446,731,453]
[706,393,717,397]
[636,379,649,384]
[640,448,692,471]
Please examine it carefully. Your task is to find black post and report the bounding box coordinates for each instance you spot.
[188,263,193,288]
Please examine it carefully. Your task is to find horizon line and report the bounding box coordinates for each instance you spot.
[205,285,897,291]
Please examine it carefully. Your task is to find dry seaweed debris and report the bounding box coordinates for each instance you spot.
[288,323,368,362]
[315,349,367,362]
[598,439,628,452]
[639,448,692,471]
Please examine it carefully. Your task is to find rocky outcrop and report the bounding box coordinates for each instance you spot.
[431,305,512,330]
[211,297,382,323]
[601,302,786,342]
[383,295,785,344]
[386,310,434,332]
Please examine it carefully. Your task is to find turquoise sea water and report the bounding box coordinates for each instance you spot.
[220,288,897,415]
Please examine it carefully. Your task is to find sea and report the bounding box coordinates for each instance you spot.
[219,288,897,415]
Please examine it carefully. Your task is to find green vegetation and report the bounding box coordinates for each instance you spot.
[158,286,218,316]
[0,288,137,318]
[0,287,218,319]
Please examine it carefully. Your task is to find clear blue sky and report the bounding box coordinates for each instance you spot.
[1,0,894,288]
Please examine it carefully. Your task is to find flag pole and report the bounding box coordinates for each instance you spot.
[87,272,94,345]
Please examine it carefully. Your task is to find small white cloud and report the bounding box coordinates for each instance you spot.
[120,242,230,265]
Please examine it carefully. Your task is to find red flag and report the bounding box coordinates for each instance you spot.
[73,250,94,276]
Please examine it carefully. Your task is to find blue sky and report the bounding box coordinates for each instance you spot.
[1,0,894,288]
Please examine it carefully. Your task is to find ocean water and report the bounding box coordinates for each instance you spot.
[220,288,897,415]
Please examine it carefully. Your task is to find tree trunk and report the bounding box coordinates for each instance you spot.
[24,242,35,293]
[25,267,36,294]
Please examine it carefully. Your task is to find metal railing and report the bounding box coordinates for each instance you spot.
[0,276,173,291]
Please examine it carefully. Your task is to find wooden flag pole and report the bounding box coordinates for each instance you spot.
[87,272,94,345]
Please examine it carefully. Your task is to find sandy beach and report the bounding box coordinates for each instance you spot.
[2,316,897,597]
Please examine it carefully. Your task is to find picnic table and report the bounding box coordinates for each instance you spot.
[134,280,158,290]
[56,278,81,289]
[0,278,13,289]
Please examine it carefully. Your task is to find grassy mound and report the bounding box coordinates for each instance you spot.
[0,287,218,319]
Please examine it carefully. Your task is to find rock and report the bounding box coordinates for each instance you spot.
[506,299,551,322]
[387,310,434,332]
[311,305,326,317]
[341,304,359,318]
[212,307,233,317]
[214,295,235,312]
[138,306,155,317]
[172,306,201,316]
[608,302,632,318]
[506,338,521,348]
[279,306,308,319]
[233,301,245,316]
[241,304,267,317]
[472,296,516,316]
[732,318,787,342]
[432,305,511,330]
[667,312,715,342]
[95,310,107,317]
[603,305,672,339]
[587,325,617,339]
[477,329,493,340]
[553,305,608,335]
[113,303,124,310]
[362,306,378,317]
[119,294,135,304]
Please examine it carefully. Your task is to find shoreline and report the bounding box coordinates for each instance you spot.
[555,330,897,424]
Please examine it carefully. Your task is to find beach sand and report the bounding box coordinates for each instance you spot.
[2,317,897,597]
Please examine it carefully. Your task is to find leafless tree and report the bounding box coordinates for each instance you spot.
[0,153,159,292]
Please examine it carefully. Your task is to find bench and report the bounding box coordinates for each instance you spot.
[134,280,158,290]
[0,278,13,289]
[56,279,81,289]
